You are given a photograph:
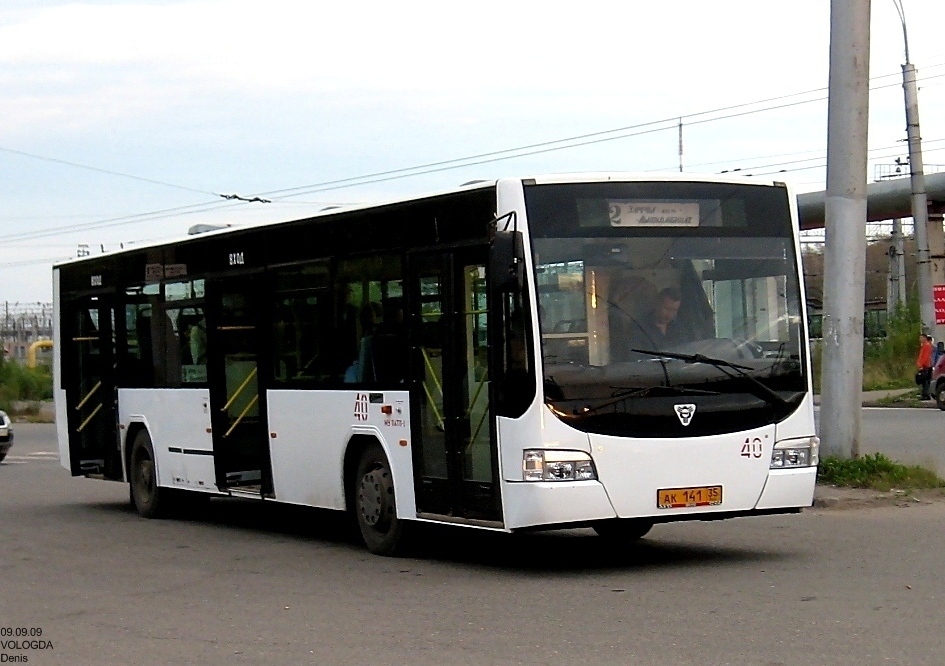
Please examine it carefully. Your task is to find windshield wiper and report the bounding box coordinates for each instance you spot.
[630,348,792,412]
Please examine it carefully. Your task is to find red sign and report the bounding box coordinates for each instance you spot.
[935,285,945,325]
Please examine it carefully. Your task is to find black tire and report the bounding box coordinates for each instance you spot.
[129,430,170,518]
[592,518,654,542]
[0,451,6,463]
[935,382,945,411]
[354,443,407,556]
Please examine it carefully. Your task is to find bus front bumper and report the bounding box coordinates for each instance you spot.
[500,465,816,531]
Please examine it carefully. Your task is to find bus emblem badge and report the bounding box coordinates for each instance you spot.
[674,404,696,426]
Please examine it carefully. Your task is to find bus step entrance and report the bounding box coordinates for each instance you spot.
[227,484,271,499]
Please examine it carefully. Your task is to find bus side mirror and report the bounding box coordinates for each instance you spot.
[491,230,524,293]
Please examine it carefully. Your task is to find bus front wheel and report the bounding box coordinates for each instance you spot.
[592,518,654,542]
[354,443,407,556]
[129,430,170,519]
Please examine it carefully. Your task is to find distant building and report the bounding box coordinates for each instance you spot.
[1,302,53,364]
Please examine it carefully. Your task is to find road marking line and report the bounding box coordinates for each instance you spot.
[4,453,60,462]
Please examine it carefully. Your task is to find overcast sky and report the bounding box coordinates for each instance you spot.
[2,0,945,304]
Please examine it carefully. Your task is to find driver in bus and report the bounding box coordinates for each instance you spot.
[632,287,683,350]
[610,283,684,361]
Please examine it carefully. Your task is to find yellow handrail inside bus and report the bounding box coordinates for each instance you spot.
[470,400,490,449]
[420,348,445,430]
[421,348,443,397]
[222,366,258,412]
[76,403,103,433]
[464,367,488,418]
[75,381,102,411]
[224,394,259,438]
[421,382,445,431]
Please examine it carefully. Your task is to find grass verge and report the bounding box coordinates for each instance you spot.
[7,401,55,423]
[818,453,945,491]
[873,392,930,408]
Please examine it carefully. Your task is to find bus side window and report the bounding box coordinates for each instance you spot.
[156,311,182,387]
[120,304,153,387]
[271,262,331,385]
[336,255,405,385]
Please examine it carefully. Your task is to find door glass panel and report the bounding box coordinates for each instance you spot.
[418,273,447,479]
[462,264,491,483]
[73,307,106,461]
[210,285,265,488]
[220,292,259,432]
[69,300,117,476]
[411,251,499,521]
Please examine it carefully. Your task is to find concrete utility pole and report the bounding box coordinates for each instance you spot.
[820,0,871,460]
[894,0,942,338]
[678,118,684,172]
[887,218,907,315]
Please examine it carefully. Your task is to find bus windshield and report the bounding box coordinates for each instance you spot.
[524,181,807,437]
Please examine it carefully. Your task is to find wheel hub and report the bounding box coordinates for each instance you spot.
[136,456,155,499]
[358,468,392,528]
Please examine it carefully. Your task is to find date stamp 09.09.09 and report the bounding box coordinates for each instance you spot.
[0,627,53,663]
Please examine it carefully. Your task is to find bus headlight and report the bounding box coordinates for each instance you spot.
[770,436,819,469]
[523,450,597,481]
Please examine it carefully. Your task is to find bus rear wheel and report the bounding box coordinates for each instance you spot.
[354,443,406,556]
[129,430,170,519]
[592,518,654,542]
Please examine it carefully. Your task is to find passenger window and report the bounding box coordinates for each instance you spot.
[337,255,407,384]
[121,284,160,387]
[147,279,207,387]
[166,307,207,383]
[271,262,331,384]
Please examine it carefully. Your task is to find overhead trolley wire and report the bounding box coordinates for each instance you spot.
[0,146,217,197]
[4,64,945,243]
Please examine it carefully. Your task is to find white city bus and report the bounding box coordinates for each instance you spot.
[54,173,818,555]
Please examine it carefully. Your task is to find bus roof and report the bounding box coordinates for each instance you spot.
[52,172,788,268]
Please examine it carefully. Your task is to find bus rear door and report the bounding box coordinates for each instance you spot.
[63,294,122,479]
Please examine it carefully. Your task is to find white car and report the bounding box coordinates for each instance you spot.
[0,411,13,462]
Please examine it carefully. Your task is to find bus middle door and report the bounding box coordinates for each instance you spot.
[206,274,273,496]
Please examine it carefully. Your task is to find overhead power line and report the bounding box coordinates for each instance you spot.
[254,70,945,203]
[0,146,216,196]
[4,64,944,244]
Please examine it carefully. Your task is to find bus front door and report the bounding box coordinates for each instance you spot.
[206,276,272,496]
[63,295,122,480]
[409,249,502,524]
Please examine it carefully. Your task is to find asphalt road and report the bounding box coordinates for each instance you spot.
[2,423,945,666]
[818,406,945,471]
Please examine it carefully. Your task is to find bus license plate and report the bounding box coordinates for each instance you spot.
[657,485,722,509]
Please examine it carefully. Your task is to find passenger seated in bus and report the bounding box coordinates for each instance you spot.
[346,301,407,383]
[178,315,207,365]
[360,301,383,336]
